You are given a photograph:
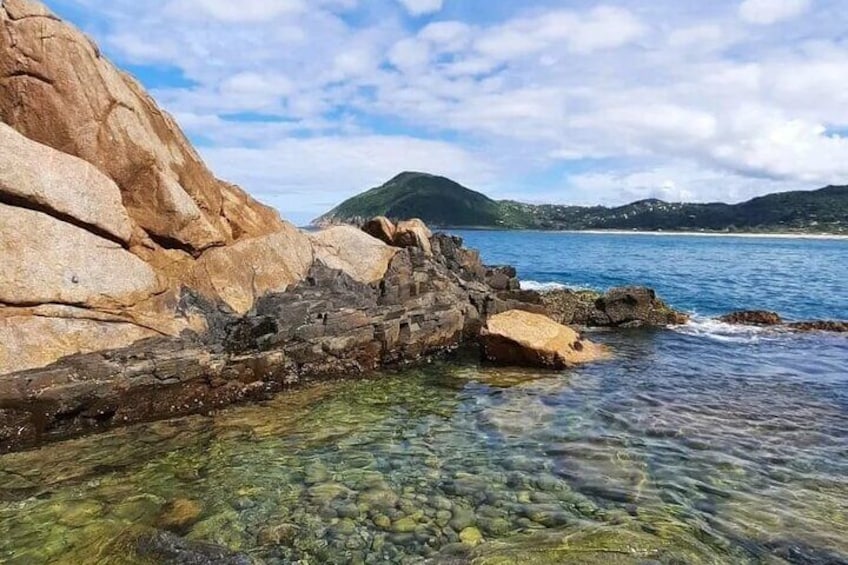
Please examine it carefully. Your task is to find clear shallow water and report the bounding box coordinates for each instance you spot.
[1,232,847,564]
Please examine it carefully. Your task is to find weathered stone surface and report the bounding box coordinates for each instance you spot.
[539,287,688,328]
[0,203,159,307]
[719,311,783,326]
[362,216,396,245]
[0,314,157,376]
[0,235,530,452]
[0,123,133,244]
[394,219,433,255]
[481,310,608,369]
[311,226,398,285]
[192,226,314,315]
[0,0,283,251]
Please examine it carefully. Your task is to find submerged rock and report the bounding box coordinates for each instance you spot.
[480,310,609,369]
[719,311,783,326]
[132,529,253,565]
[156,498,204,534]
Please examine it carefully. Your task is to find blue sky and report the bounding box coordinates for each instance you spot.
[45,0,848,224]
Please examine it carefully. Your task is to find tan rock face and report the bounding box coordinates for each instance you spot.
[312,226,398,285]
[0,1,320,374]
[0,203,159,307]
[0,315,156,376]
[481,310,609,369]
[394,219,433,256]
[0,0,284,252]
[0,123,134,244]
[193,226,315,315]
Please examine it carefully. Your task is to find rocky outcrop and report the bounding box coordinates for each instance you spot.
[360,216,433,256]
[719,311,783,326]
[0,0,283,251]
[0,233,534,452]
[480,310,608,369]
[531,286,688,328]
[0,0,314,373]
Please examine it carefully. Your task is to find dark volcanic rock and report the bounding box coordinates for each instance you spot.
[538,286,688,328]
[719,311,783,326]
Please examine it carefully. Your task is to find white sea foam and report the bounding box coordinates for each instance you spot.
[519,280,599,292]
[673,315,782,344]
[519,280,569,292]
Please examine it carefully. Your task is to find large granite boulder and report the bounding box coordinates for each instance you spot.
[0,0,283,251]
[394,219,433,256]
[311,226,398,285]
[480,310,608,369]
[191,226,314,315]
[0,0,317,372]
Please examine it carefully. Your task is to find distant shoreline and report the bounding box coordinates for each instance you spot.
[440,227,848,240]
[309,221,848,240]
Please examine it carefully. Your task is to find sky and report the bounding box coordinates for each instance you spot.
[45,0,848,225]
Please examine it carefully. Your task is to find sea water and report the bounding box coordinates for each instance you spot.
[1,232,846,564]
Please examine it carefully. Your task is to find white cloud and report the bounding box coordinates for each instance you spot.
[739,0,811,25]
[51,0,848,222]
[397,0,443,17]
[164,0,306,23]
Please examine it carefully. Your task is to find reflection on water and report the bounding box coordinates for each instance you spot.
[1,329,847,564]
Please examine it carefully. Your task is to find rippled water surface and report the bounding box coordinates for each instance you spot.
[1,232,847,564]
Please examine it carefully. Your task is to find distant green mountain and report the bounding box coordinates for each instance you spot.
[314,171,848,234]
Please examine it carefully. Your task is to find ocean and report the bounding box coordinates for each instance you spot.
[1,232,846,564]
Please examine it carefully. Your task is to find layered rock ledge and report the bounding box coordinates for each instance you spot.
[0,232,542,453]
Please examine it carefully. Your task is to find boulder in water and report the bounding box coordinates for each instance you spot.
[480,310,609,369]
[538,286,688,328]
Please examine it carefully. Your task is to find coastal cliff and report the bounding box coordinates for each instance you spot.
[0,0,556,452]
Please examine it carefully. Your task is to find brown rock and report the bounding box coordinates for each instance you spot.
[362,216,396,245]
[0,203,159,307]
[394,219,433,255]
[0,123,134,244]
[539,286,688,328]
[192,226,314,315]
[156,498,204,534]
[0,0,284,252]
[719,311,783,326]
[481,310,609,369]
[311,226,398,285]
[0,314,157,376]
